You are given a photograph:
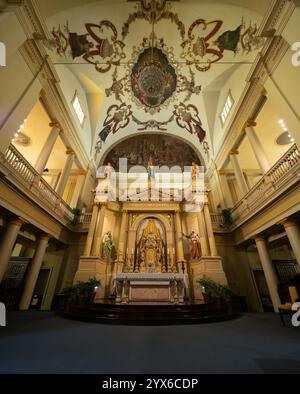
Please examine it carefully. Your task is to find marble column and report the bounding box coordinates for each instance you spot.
[118,210,128,262]
[35,123,61,174]
[19,234,50,310]
[174,210,184,262]
[229,150,249,198]
[84,203,99,256]
[92,204,106,256]
[244,121,271,174]
[70,170,86,208]
[197,209,209,256]
[56,149,75,197]
[282,219,300,268]
[254,236,281,312]
[0,218,24,283]
[218,170,234,208]
[203,202,218,256]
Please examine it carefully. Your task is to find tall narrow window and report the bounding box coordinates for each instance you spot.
[220,91,234,126]
[72,93,85,126]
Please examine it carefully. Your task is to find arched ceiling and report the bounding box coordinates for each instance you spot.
[35,0,270,168]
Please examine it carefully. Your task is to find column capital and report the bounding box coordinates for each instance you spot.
[278,218,298,228]
[49,122,62,130]
[66,148,75,156]
[40,233,51,241]
[9,217,25,226]
[218,170,227,176]
[253,235,265,243]
[229,149,239,156]
[245,120,257,128]
[77,170,87,176]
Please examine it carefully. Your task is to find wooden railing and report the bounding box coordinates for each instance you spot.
[232,144,300,226]
[78,212,92,226]
[2,144,74,224]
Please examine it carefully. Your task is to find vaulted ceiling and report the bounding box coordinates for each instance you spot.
[35,0,271,167]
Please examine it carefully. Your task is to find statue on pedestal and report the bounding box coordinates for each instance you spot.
[102,231,113,261]
[183,231,201,260]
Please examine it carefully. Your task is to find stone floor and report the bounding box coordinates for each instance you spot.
[0,311,300,374]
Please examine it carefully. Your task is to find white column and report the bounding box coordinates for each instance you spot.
[282,219,300,268]
[35,123,61,174]
[245,121,271,174]
[254,236,281,312]
[0,218,24,283]
[229,150,249,198]
[92,204,106,256]
[174,210,184,262]
[118,210,128,262]
[218,170,234,207]
[19,234,50,310]
[197,209,209,256]
[70,171,86,208]
[203,202,218,256]
[84,203,99,256]
[56,149,75,197]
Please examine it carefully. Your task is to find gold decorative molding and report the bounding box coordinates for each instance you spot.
[229,149,239,156]
[66,148,75,155]
[49,121,61,130]
[218,170,227,176]
[77,170,87,176]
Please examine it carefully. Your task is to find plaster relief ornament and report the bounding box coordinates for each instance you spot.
[123,0,184,40]
[173,103,210,155]
[181,18,265,72]
[103,103,133,134]
[36,20,125,73]
[132,114,174,130]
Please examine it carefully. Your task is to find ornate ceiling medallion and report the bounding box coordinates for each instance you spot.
[131,47,177,109]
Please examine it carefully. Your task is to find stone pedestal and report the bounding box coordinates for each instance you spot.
[190,257,227,303]
[74,256,113,303]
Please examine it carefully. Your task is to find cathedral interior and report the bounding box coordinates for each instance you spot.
[0,0,300,376]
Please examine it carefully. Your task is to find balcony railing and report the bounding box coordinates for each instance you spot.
[232,144,300,227]
[1,144,74,224]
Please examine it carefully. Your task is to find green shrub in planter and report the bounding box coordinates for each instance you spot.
[198,277,234,300]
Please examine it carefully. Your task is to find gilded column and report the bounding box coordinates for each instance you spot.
[35,122,61,174]
[174,210,184,262]
[0,218,24,283]
[254,236,281,312]
[118,210,128,262]
[244,121,271,174]
[203,202,218,256]
[19,234,50,310]
[84,203,99,256]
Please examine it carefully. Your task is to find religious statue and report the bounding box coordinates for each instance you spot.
[182,231,201,260]
[102,231,113,260]
[147,160,156,181]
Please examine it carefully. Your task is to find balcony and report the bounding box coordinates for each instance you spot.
[231,144,300,228]
[0,144,74,225]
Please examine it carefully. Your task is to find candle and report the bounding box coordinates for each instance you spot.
[131,248,134,255]
[167,248,170,255]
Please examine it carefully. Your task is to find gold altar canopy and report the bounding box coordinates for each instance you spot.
[137,220,165,273]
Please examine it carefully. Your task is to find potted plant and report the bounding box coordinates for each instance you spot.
[222,208,233,226]
[71,208,81,225]
[198,277,235,305]
[60,277,100,308]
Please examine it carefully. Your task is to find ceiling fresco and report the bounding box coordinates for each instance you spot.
[37,0,266,165]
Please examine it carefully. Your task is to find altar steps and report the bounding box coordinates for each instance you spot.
[56,301,241,325]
